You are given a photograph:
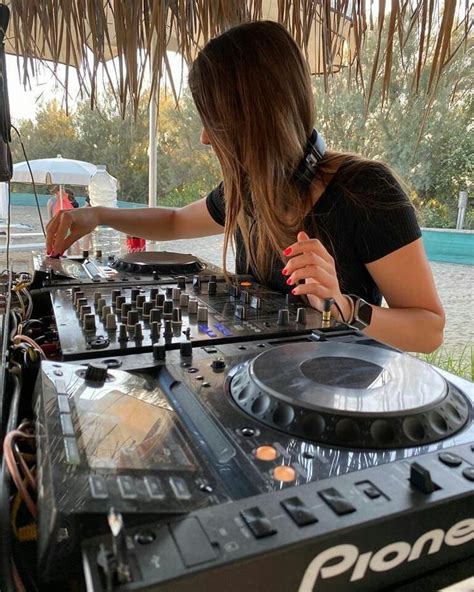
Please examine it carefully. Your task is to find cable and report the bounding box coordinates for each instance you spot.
[5,178,10,271]
[11,124,46,237]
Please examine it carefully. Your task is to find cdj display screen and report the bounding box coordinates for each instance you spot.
[73,376,197,472]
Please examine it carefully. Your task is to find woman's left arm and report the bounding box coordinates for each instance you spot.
[283,233,445,353]
[363,238,445,352]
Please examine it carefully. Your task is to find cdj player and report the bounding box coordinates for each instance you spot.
[27,251,474,591]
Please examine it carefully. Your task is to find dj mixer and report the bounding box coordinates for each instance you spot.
[27,251,474,591]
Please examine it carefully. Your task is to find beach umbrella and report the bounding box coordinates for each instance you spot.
[12,155,97,210]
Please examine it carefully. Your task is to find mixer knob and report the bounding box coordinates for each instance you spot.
[240,291,250,304]
[111,289,121,304]
[108,254,115,264]
[76,297,88,312]
[277,308,290,326]
[180,342,193,358]
[155,293,165,308]
[127,310,139,328]
[121,302,132,321]
[177,276,186,290]
[152,270,160,281]
[84,362,108,384]
[250,296,261,309]
[209,275,217,282]
[130,288,141,303]
[165,287,173,298]
[172,288,181,301]
[197,306,208,323]
[71,286,81,296]
[101,305,113,322]
[179,293,190,308]
[133,322,143,341]
[192,275,201,291]
[93,291,102,305]
[172,308,182,323]
[150,321,160,341]
[188,299,198,315]
[149,288,159,301]
[164,320,173,336]
[153,344,166,360]
[82,250,89,259]
[83,313,96,332]
[235,305,247,320]
[142,301,154,319]
[96,297,107,315]
[79,305,92,322]
[211,358,226,371]
[115,295,126,312]
[296,307,307,324]
[106,313,117,331]
[73,291,85,306]
[136,294,146,310]
[95,249,102,259]
[150,309,162,323]
[118,324,128,342]
[163,300,173,318]
[208,281,217,296]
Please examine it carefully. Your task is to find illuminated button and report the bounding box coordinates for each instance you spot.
[169,476,191,500]
[255,446,278,462]
[240,281,252,287]
[144,476,166,499]
[117,476,137,499]
[89,475,108,499]
[273,465,296,482]
[63,438,80,465]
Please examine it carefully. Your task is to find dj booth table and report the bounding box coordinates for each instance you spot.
[2,249,473,591]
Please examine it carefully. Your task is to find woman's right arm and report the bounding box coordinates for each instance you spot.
[46,197,224,256]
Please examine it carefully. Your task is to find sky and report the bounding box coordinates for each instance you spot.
[6,52,187,122]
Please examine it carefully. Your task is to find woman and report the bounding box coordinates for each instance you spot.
[46,21,444,353]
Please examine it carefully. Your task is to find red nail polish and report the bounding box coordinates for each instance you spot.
[286,278,293,285]
[291,288,297,295]
[282,268,288,275]
[283,247,292,256]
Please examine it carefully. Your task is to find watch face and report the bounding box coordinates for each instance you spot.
[358,301,373,326]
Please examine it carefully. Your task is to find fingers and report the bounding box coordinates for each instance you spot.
[50,212,73,255]
[284,264,333,288]
[283,234,334,265]
[290,281,335,299]
[45,214,61,253]
[282,252,332,279]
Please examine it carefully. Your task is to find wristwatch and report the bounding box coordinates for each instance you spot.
[348,294,373,329]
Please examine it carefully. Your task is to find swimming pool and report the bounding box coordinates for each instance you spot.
[422,229,474,265]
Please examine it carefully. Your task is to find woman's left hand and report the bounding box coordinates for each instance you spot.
[282,231,350,320]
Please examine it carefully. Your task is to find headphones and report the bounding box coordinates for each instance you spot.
[293,128,326,191]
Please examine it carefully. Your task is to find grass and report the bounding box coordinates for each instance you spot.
[417,343,473,381]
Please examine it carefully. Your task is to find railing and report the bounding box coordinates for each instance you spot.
[0,232,45,252]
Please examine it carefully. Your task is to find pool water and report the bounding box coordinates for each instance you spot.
[422,229,474,265]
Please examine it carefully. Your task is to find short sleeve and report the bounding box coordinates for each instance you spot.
[353,165,422,263]
[205,182,226,227]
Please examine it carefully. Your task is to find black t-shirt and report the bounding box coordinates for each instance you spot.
[206,163,421,305]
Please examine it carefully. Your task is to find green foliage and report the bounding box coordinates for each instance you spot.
[417,344,473,381]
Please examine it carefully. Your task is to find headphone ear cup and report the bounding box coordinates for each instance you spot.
[293,129,326,191]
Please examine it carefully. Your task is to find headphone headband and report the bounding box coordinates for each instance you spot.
[293,128,326,191]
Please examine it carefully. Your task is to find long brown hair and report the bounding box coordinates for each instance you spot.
[189,21,408,282]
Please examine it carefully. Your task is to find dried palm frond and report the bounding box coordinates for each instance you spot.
[4,0,472,116]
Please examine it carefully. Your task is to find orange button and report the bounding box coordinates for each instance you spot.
[255,446,278,462]
[273,465,296,482]
[240,281,252,286]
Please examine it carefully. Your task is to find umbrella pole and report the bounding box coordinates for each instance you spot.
[59,184,64,210]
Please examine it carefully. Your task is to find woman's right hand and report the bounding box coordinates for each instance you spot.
[46,206,103,256]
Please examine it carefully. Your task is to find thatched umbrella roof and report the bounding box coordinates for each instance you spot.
[4,1,471,115]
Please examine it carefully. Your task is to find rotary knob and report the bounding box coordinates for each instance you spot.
[179,293,189,308]
[118,324,128,342]
[192,276,201,291]
[136,294,146,310]
[188,299,198,315]
[84,362,108,384]
[111,289,121,305]
[208,281,217,296]
[172,308,182,323]
[149,288,159,301]
[152,270,160,281]
[142,301,154,319]
[240,291,250,304]
[82,250,89,259]
[121,302,132,321]
[130,288,141,303]
[277,309,290,326]
[165,287,173,298]
[93,291,102,305]
[172,288,181,301]
[296,307,307,324]
[155,293,165,308]
[177,276,186,290]
[180,342,193,358]
[153,344,166,360]
[197,306,208,323]
[127,310,139,328]
[164,320,173,337]
[209,275,217,282]
[133,322,143,341]
[95,249,103,259]
[71,286,81,296]
[83,313,96,333]
[73,291,85,306]
[79,305,92,322]
[106,313,117,331]
[101,305,113,322]
[115,295,126,312]
[229,285,240,298]
[150,309,162,323]
[211,358,226,371]
[96,297,107,315]
[76,297,88,313]
[163,300,173,315]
